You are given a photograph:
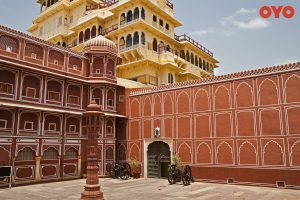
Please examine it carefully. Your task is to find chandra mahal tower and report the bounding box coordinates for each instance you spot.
[28,0,219,87]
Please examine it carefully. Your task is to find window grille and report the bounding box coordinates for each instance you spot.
[16,147,35,161]
[48,91,60,101]
[106,148,114,160]
[43,148,59,160]
[68,95,79,105]
[0,82,13,94]
[65,148,78,159]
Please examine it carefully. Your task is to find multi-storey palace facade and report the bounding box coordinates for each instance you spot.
[28,0,219,86]
[0,0,300,190]
[0,24,300,188]
[0,25,127,183]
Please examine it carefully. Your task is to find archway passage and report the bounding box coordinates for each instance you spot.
[147,141,170,178]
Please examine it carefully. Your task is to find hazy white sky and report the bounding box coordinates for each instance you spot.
[0,0,299,75]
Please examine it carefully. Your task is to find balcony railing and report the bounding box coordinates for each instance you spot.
[85,0,119,11]
[104,24,119,35]
[166,0,174,9]
[175,34,214,57]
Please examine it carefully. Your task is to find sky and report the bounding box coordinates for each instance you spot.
[0,0,299,75]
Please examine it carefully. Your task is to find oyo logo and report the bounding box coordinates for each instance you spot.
[259,6,295,19]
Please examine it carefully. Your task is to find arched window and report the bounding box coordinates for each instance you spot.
[153,38,158,52]
[141,8,145,19]
[119,37,125,49]
[206,62,209,71]
[126,34,132,48]
[134,7,139,20]
[191,53,194,64]
[43,147,59,160]
[91,26,97,38]
[133,32,139,46]
[120,13,126,25]
[0,35,19,54]
[106,147,114,160]
[57,42,61,46]
[159,19,163,27]
[79,31,84,44]
[127,10,133,23]
[186,51,190,62]
[62,42,66,47]
[153,15,157,22]
[84,29,91,41]
[180,50,185,59]
[159,41,164,53]
[98,26,103,35]
[203,60,206,70]
[168,73,174,84]
[166,45,171,52]
[16,147,35,161]
[195,56,198,66]
[166,23,169,30]
[199,58,202,68]
[141,32,146,45]
[65,148,78,159]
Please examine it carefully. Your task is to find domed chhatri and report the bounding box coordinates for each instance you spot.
[84,35,117,54]
[86,100,102,112]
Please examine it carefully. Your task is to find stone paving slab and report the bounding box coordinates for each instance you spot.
[0,178,300,200]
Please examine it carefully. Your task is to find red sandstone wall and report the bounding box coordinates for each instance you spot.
[124,67,300,187]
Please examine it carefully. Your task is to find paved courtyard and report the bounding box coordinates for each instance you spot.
[0,178,300,200]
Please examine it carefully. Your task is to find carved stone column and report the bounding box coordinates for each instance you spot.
[35,156,41,181]
[78,155,82,176]
[81,101,104,200]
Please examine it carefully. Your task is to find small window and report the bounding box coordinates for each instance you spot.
[107,126,113,135]
[24,121,34,130]
[48,91,60,101]
[48,123,56,131]
[108,71,113,75]
[0,119,7,129]
[69,125,76,133]
[68,95,79,105]
[96,69,101,74]
[31,53,37,59]
[159,19,163,26]
[26,87,36,98]
[108,99,114,107]
[94,98,101,105]
[54,59,59,65]
[119,95,124,102]
[153,15,157,22]
[6,46,12,52]
[166,23,169,30]
[168,73,174,84]
[0,82,13,94]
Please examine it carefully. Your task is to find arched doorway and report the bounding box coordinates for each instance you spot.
[147,141,170,178]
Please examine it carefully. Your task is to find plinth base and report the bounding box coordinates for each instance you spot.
[81,184,104,200]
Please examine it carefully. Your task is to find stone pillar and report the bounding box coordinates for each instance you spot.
[81,101,105,200]
[78,155,82,176]
[58,156,61,178]
[35,156,41,181]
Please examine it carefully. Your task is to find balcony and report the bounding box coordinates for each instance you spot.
[166,0,174,9]
[175,34,214,57]
[85,0,119,11]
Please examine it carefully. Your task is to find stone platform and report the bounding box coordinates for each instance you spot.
[0,178,300,200]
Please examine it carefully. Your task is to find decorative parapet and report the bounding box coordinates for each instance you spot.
[130,62,300,96]
[0,25,87,58]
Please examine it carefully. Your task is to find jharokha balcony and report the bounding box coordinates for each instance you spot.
[175,34,214,57]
